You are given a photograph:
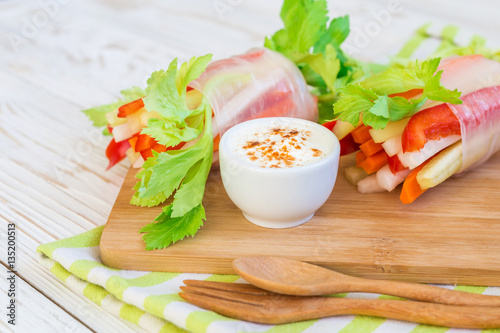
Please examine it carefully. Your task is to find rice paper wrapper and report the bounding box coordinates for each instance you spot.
[189,47,318,137]
[448,85,500,172]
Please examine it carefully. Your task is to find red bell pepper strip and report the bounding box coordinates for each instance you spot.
[117,98,145,118]
[387,154,408,174]
[203,49,266,75]
[388,89,423,99]
[339,133,360,156]
[105,139,131,170]
[257,98,295,119]
[322,120,337,131]
[140,149,154,160]
[321,121,359,156]
[135,134,156,152]
[402,103,461,153]
[154,142,184,153]
[141,143,166,160]
[251,89,295,119]
[152,142,167,153]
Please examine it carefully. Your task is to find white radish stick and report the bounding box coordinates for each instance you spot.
[382,136,402,157]
[398,135,461,169]
[376,165,411,192]
[357,174,385,194]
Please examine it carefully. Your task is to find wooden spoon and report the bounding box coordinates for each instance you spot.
[232,256,500,306]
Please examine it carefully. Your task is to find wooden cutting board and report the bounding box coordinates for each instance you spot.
[100,153,500,285]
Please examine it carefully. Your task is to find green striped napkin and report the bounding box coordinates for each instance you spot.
[37,226,499,333]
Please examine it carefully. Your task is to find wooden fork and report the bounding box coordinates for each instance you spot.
[180,280,500,328]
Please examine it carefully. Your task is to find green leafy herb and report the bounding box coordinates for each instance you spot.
[266,1,348,92]
[317,99,335,124]
[314,15,350,54]
[144,55,212,125]
[82,87,145,128]
[334,58,462,129]
[265,0,385,123]
[139,205,206,251]
[300,44,340,91]
[131,55,214,250]
[268,0,328,53]
[141,118,202,147]
[129,154,168,207]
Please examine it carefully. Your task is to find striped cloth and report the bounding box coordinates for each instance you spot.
[37,226,500,333]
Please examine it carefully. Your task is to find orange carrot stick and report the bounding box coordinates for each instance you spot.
[351,125,372,144]
[213,134,221,152]
[358,150,388,174]
[400,160,431,204]
[118,98,145,118]
[356,151,367,166]
[359,138,383,157]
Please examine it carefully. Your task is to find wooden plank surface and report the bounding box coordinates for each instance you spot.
[1,0,500,331]
[0,264,91,333]
[101,151,500,285]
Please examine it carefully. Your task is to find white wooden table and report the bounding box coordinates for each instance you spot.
[1,0,499,332]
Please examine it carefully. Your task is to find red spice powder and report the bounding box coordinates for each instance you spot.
[311,148,322,157]
[242,127,320,168]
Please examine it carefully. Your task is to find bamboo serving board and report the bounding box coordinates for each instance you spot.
[100,153,500,285]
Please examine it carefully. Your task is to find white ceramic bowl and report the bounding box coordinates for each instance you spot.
[219,117,340,228]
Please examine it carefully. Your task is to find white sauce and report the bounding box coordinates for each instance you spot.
[230,121,332,168]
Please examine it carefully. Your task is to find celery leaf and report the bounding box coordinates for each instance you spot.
[334,58,461,129]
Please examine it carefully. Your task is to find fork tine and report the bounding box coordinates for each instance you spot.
[179,291,272,323]
[180,288,324,325]
[181,285,500,328]
[182,280,273,295]
[180,285,268,306]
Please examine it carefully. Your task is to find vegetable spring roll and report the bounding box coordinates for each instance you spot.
[333,55,500,203]
[189,47,318,138]
[105,48,318,169]
[448,85,500,172]
[400,56,500,172]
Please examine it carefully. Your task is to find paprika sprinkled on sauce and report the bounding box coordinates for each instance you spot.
[231,122,328,168]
